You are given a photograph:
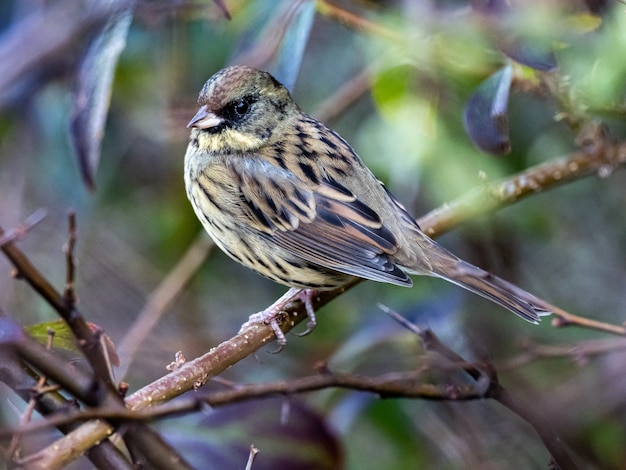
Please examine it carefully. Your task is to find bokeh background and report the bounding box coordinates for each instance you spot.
[1,0,626,468]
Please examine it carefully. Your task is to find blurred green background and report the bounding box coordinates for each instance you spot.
[1,0,626,468]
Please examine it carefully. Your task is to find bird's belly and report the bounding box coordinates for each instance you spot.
[188,180,351,290]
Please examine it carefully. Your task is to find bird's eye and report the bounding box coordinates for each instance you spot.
[234,100,249,115]
[222,96,255,123]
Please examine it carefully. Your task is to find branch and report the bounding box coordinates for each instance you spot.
[12,140,626,468]
[317,0,402,42]
[121,422,195,470]
[62,211,77,309]
[116,233,214,380]
[314,68,372,123]
[417,137,626,237]
[0,208,47,246]
[499,337,626,370]
[3,328,579,469]
[6,330,56,461]
[0,327,134,469]
[0,216,116,391]
[384,307,579,470]
[0,318,192,469]
[0,367,488,438]
[485,365,579,470]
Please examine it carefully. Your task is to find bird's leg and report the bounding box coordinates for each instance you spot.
[243,287,318,346]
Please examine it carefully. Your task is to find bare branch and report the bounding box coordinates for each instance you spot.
[62,210,77,310]
[9,140,626,467]
[417,139,626,238]
[117,233,214,380]
[0,329,133,469]
[0,220,116,389]
[499,337,626,370]
[121,422,195,470]
[314,68,372,123]
[0,209,47,248]
[245,445,260,470]
[6,330,55,460]
[317,0,402,42]
[0,367,489,438]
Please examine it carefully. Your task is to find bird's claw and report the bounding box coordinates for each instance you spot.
[242,287,318,348]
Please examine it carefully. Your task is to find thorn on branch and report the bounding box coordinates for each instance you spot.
[46,328,56,350]
[551,316,572,328]
[118,381,129,398]
[314,361,331,374]
[245,444,260,470]
[166,351,187,372]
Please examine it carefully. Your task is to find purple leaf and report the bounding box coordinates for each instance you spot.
[163,398,342,470]
[71,4,134,190]
[0,318,25,345]
[498,38,557,72]
[463,65,513,156]
[270,0,316,92]
[231,0,315,93]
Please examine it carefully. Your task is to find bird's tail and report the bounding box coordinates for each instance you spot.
[430,255,552,324]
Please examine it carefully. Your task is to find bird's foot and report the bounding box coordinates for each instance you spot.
[243,287,318,347]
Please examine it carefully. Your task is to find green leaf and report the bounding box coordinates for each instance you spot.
[24,320,119,366]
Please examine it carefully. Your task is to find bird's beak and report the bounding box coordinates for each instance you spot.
[187,105,223,129]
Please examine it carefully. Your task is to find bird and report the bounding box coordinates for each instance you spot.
[184,65,551,344]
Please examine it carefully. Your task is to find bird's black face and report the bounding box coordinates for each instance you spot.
[187,65,297,154]
[211,93,259,134]
[221,94,255,123]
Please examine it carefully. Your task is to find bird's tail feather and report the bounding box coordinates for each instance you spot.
[433,258,552,324]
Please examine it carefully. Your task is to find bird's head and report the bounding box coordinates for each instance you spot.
[188,65,297,154]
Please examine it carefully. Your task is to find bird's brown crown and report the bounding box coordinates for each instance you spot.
[197,65,288,111]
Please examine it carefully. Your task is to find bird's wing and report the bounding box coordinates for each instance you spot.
[228,157,412,287]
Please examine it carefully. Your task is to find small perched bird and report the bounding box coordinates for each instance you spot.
[184,65,550,344]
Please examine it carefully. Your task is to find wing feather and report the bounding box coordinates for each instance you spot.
[229,157,412,287]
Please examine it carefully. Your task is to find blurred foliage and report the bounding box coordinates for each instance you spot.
[160,399,342,470]
[1,0,626,469]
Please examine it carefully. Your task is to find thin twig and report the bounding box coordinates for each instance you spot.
[6,329,56,460]
[121,422,195,470]
[314,68,372,123]
[63,210,77,310]
[417,139,626,237]
[489,373,579,470]
[379,303,483,380]
[13,331,118,409]
[245,445,260,470]
[0,368,489,436]
[117,233,214,380]
[499,337,626,371]
[317,0,403,42]
[0,341,135,470]
[549,304,626,335]
[383,309,579,470]
[0,220,116,389]
[0,209,47,248]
